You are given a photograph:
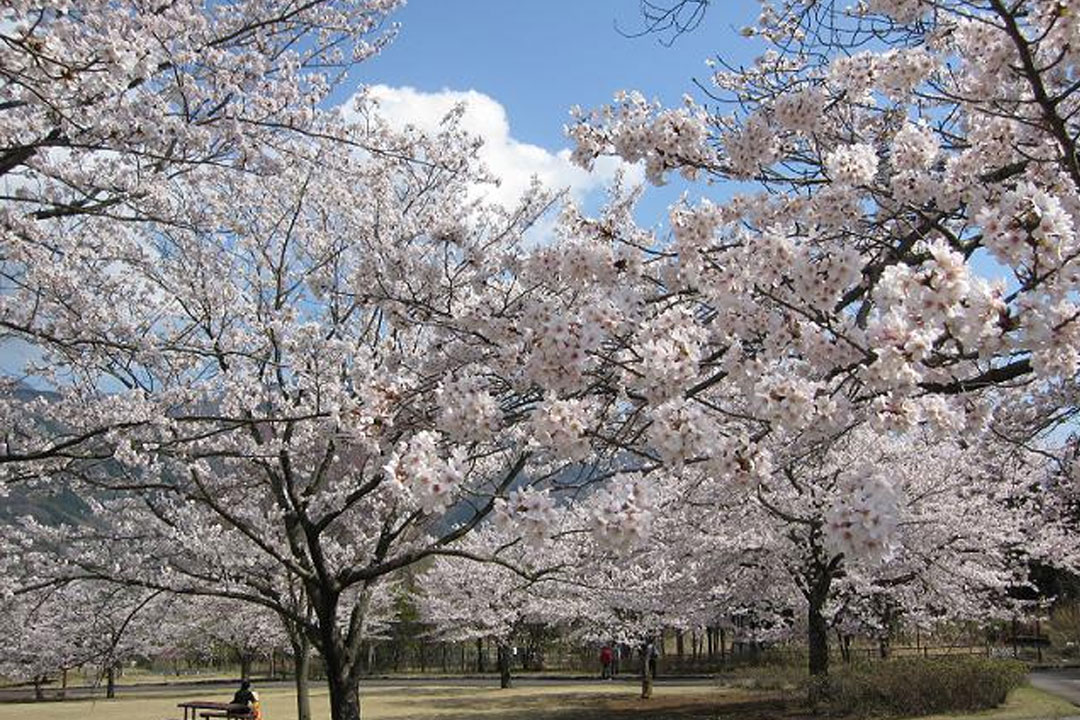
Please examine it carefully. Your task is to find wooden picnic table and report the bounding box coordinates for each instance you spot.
[176,700,254,720]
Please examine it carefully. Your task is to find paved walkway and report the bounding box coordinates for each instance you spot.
[1030,669,1080,706]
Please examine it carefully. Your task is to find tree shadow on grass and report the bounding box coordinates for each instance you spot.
[378,689,798,720]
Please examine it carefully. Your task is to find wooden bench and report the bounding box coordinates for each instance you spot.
[178,701,252,720]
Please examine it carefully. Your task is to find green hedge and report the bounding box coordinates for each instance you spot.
[825,656,1027,716]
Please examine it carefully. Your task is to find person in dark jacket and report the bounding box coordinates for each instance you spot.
[229,680,259,717]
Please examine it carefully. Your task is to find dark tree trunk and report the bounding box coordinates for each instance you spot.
[719,628,726,664]
[314,591,366,720]
[497,643,512,689]
[808,591,829,678]
[33,677,44,701]
[640,647,654,700]
[675,630,684,657]
[477,638,485,673]
[106,664,117,699]
[60,667,68,700]
[805,555,838,708]
[326,668,362,720]
[292,635,313,720]
[806,550,839,682]
[240,654,253,681]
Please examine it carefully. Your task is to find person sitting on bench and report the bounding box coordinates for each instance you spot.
[228,680,259,718]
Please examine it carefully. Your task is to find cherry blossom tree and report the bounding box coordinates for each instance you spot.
[0,133,595,720]
[0,581,174,700]
[0,584,93,700]
[7,3,1078,717]
[550,0,1080,683]
[0,0,408,475]
[419,551,540,689]
[0,6,662,720]
[176,598,286,682]
[423,475,706,698]
[657,425,1071,679]
[559,0,1080,562]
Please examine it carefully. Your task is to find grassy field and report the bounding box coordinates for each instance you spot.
[0,681,1072,720]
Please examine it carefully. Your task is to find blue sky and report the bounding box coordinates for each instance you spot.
[339,1,763,220]
[350,1,759,150]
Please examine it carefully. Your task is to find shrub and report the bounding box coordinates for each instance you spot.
[735,662,808,694]
[825,656,1027,716]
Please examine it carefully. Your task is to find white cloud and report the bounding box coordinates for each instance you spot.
[347,85,641,210]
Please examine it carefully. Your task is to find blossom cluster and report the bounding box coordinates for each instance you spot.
[436,375,501,443]
[589,476,655,552]
[493,488,558,548]
[824,469,901,562]
[567,91,716,185]
[383,432,466,514]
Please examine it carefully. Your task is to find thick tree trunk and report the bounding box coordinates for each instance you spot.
[60,667,68,700]
[808,593,829,677]
[805,557,837,708]
[675,630,684,657]
[497,643,512,689]
[293,635,313,720]
[33,677,44,701]
[240,654,253,681]
[326,669,362,720]
[106,664,117,699]
[477,638,485,673]
[315,593,364,720]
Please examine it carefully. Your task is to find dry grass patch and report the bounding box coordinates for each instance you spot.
[0,681,1067,720]
[363,683,765,720]
[0,682,758,720]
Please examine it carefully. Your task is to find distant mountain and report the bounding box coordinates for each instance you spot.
[0,485,91,526]
[2,385,91,526]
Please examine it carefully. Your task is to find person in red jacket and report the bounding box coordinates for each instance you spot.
[600,645,614,679]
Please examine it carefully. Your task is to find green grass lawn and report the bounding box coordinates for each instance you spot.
[915,686,1077,720]
[0,681,1071,720]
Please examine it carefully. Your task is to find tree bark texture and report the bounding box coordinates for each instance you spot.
[293,635,313,720]
[497,643,513,689]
